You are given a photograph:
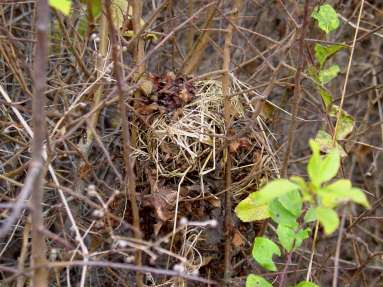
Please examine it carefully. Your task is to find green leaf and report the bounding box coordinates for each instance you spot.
[316,207,339,234]
[330,105,355,140]
[313,130,346,157]
[304,207,317,223]
[249,179,299,206]
[235,197,269,222]
[319,88,333,108]
[296,281,319,287]
[49,0,72,15]
[318,179,370,208]
[290,176,312,202]
[246,274,273,287]
[269,199,298,228]
[79,0,102,18]
[276,224,295,252]
[252,237,281,271]
[319,65,340,84]
[315,43,346,68]
[279,190,302,217]
[308,139,340,187]
[311,4,340,34]
[295,228,311,248]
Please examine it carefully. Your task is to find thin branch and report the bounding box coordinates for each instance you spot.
[30,0,49,285]
[281,0,310,177]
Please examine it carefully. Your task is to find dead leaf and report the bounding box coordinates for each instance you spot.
[229,137,251,153]
[178,88,192,104]
[139,77,154,96]
[232,230,245,247]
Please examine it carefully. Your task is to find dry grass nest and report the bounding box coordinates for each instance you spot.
[133,75,278,199]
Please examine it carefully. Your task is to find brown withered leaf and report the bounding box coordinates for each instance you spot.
[144,170,182,222]
[232,230,245,248]
[139,77,154,96]
[207,196,221,208]
[136,102,160,115]
[229,137,252,153]
[178,88,192,104]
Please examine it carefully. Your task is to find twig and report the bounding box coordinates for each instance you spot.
[281,0,310,177]
[181,0,221,74]
[222,1,242,284]
[333,0,365,144]
[332,208,347,287]
[105,2,143,287]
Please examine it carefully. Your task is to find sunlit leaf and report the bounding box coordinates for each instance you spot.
[295,228,310,248]
[279,190,302,217]
[319,65,340,84]
[269,199,298,228]
[318,179,370,208]
[276,224,295,252]
[308,139,341,187]
[246,274,273,287]
[49,0,72,15]
[315,43,346,68]
[316,207,339,234]
[235,197,269,222]
[248,180,299,206]
[252,237,281,271]
[304,207,317,223]
[312,4,340,34]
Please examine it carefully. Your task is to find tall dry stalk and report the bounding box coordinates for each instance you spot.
[31,0,49,286]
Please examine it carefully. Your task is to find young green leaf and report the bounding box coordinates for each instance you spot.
[276,224,295,252]
[296,281,320,287]
[252,237,281,271]
[318,179,370,208]
[308,139,340,187]
[290,176,312,202]
[311,4,340,34]
[304,207,317,223]
[269,199,298,228]
[278,190,302,217]
[319,88,333,108]
[235,197,269,222]
[49,0,72,15]
[319,65,340,85]
[295,228,311,248]
[246,274,273,287]
[316,207,339,234]
[315,43,346,68]
[248,179,299,205]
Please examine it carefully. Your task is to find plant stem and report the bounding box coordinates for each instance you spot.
[281,0,310,177]
[31,0,49,286]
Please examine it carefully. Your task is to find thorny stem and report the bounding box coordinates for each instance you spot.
[281,0,310,177]
[105,2,143,287]
[222,0,242,284]
[31,0,49,286]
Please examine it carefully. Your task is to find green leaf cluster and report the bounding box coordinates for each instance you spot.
[236,4,368,287]
[236,137,369,286]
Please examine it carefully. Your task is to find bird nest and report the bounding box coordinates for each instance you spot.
[133,75,277,197]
